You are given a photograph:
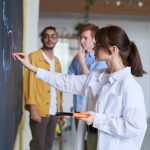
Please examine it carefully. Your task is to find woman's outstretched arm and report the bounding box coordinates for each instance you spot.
[13,53,38,73]
[13,52,88,96]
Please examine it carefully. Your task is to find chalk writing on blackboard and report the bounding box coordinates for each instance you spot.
[0,0,22,149]
[3,0,12,34]
[2,48,11,82]
[1,0,17,82]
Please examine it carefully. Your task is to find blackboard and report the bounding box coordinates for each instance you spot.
[0,0,23,149]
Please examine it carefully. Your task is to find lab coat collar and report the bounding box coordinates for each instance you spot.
[98,67,131,84]
[109,67,131,84]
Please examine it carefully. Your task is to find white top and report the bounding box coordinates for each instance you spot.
[41,51,57,115]
[36,67,147,150]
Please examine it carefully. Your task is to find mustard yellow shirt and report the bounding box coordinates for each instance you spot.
[23,49,62,117]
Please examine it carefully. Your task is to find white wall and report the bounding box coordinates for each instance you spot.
[39,13,150,118]
[24,0,40,53]
[23,12,150,150]
[23,0,40,150]
[39,15,150,150]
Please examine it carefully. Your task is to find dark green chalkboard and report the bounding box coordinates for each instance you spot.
[0,0,23,149]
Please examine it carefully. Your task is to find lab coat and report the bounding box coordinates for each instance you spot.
[36,67,147,150]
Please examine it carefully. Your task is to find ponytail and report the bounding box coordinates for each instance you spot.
[127,42,146,77]
[94,25,146,77]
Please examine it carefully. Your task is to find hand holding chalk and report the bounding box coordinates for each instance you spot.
[12,52,16,60]
[12,52,38,73]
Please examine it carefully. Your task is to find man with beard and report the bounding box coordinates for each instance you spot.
[23,26,63,150]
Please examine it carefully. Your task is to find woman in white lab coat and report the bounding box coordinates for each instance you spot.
[14,25,147,150]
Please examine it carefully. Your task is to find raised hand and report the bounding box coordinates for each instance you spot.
[76,49,89,74]
[76,49,85,63]
[12,52,29,66]
[12,52,38,73]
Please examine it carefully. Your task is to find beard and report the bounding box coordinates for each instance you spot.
[43,44,55,50]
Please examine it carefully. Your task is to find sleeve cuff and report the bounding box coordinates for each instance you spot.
[36,68,47,80]
[93,113,108,129]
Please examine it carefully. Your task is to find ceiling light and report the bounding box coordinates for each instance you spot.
[138,1,144,7]
[116,0,121,6]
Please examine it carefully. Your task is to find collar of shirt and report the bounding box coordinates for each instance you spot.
[38,50,46,62]
[86,50,94,58]
[98,67,131,84]
[41,50,54,63]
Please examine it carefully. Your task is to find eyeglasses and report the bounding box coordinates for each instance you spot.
[94,43,113,51]
[43,34,57,40]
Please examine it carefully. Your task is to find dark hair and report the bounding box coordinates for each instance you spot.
[79,23,99,38]
[40,26,57,37]
[95,25,146,77]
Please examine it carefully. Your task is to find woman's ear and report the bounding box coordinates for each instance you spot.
[110,46,119,54]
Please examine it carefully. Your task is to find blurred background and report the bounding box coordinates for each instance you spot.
[0,0,150,150]
[21,1,150,150]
